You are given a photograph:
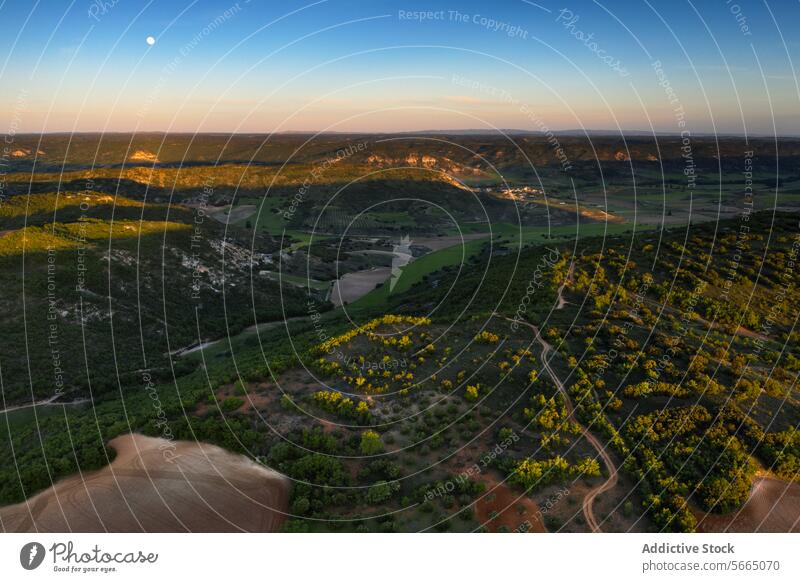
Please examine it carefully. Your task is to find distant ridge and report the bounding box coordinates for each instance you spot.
[399,129,800,138]
[7,129,800,138]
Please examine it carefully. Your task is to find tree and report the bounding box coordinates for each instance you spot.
[360,430,383,455]
[292,497,311,515]
[367,481,392,503]
[221,397,244,412]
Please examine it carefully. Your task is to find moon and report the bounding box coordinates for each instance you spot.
[146,36,156,46]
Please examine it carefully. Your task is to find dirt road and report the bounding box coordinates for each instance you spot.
[499,310,618,532]
[0,394,89,415]
[555,262,574,310]
[0,394,63,415]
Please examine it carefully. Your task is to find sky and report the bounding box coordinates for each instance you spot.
[1,0,799,135]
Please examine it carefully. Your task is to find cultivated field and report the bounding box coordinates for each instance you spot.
[0,434,289,532]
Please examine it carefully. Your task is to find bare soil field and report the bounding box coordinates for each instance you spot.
[694,477,800,532]
[0,433,289,532]
[330,234,488,306]
[331,267,391,306]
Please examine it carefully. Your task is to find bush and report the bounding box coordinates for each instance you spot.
[366,481,393,504]
[360,430,383,455]
[221,397,244,412]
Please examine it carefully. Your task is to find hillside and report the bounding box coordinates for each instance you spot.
[2,206,796,532]
[0,191,316,405]
[4,133,800,176]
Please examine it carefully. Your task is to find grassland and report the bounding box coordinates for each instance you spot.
[234,196,287,234]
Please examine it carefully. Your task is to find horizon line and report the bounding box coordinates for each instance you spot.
[5,129,799,138]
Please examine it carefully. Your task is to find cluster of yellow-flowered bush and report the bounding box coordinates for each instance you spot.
[494,347,535,375]
[311,315,433,394]
[623,380,690,399]
[312,389,371,421]
[315,358,342,376]
[474,330,500,344]
[510,455,601,490]
[315,314,431,355]
[524,393,582,447]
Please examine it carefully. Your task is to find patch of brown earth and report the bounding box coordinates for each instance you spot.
[473,473,547,533]
[0,433,289,532]
[206,204,256,224]
[237,392,273,414]
[331,267,391,306]
[694,476,800,532]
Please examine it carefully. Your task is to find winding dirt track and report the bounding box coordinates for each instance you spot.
[500,310,618,532]
[0,394,63,415]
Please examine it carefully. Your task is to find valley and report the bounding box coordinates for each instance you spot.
[0,133,798,533]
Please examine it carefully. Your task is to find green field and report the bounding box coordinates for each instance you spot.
[493,220,650,246]
[234,196,288,234]
[348,238,488,311]
[349,220,650,312]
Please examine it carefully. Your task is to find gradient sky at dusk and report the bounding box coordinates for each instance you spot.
[1,0,799,134]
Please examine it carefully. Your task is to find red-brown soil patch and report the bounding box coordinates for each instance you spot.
[193,402,210,417]
[0,433,289,532]
[473,473,547,533]
[238,392,273,414]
